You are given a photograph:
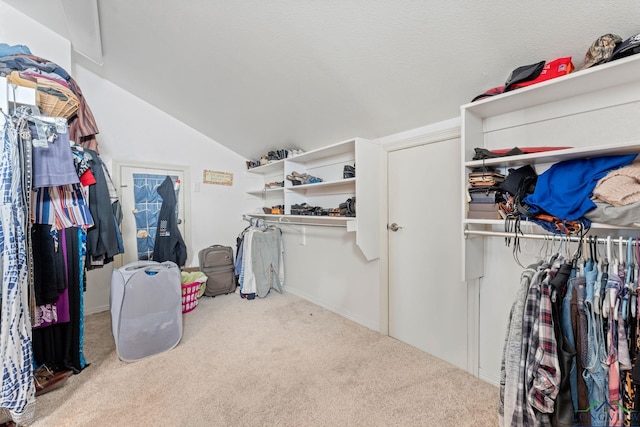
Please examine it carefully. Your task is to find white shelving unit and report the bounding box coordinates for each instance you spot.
[461,53,640,280]
[245,137,380,261]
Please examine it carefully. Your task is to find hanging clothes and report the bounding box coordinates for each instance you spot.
[31,226,85,373]
[499,236,640,427]
[84,148,123,268]
[0,48,105,423]
[0,53,100,152]
[0,115,35,425]
[237,219,284,299]
[152,176,187,267]
[499,261,541,427]
[250,227,283,298]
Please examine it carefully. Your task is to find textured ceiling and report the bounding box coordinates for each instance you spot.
[4,0,640,160]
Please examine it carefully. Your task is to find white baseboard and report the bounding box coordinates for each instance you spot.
[479,366,500,387]
[284,287,380,332]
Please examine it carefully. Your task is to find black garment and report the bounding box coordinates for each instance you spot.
[549,263,575,427]
[571,280,591,426]
[84,148,121,266]
[152,176,187,267]
[32,224,66,305]
[32,227,84,373]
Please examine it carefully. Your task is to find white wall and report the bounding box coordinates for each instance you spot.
[71,62,386,327]
[72,65,257,313]
[0,2,257,314]
[73,65,255,260]
[282,227,382,331]
[0,2,71,71]
[0,5,384,327]
[0,1,402,337]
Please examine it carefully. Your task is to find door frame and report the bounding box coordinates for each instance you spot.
[376,118,480,374]
[113,160,192,268]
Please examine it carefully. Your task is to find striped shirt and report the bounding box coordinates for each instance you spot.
[32,184,94,231]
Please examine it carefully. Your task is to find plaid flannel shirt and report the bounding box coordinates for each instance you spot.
[525,259,562,426]
[499,264,541,427]
[514,264,550,426]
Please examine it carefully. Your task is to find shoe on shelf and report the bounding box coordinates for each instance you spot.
[286,175,302,186]
[290,171,323,185]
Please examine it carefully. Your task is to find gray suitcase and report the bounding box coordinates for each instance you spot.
[198,245,236,297]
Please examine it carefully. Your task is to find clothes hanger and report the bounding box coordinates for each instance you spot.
[583,235,598,306]
[603,235,612,319]
[633,237,640,319]
[622,236,634,320]
[589,236,602,315]
[540,234,549,260]
[612,235,626,322]
[598,236,609,317]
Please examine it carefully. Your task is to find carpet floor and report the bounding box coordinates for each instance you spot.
[29,290,499,426]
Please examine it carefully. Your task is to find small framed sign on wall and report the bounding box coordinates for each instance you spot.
[202,170,233,186]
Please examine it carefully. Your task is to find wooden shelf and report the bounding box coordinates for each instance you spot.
[465,140,640,168]
[246,159,285,175]
[246,213,356,227]
[246,187,284,196]
[460,54,640,120]
[461,53,640,281]
[464,218,640,231]
[286,178,355,192]
[244,137,380,260]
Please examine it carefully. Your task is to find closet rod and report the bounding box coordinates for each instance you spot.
[464,229,640,245]
[242,215,347,228]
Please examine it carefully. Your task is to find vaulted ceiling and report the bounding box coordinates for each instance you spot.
[4,1,640,160]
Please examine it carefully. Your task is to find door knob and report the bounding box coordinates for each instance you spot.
[387,223,403,232]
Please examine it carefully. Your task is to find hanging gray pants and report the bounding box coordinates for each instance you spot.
[251,228,283,298]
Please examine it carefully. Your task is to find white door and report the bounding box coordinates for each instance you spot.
[118,164,187,266]
[387,139,468,370]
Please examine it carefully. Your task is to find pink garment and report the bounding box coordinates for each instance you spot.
[593,160,640,207]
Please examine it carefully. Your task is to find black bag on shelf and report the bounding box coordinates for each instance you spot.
[339,197,356,217]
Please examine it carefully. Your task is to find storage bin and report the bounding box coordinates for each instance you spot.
[110,261,182,362]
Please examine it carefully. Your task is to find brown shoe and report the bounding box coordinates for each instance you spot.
[34,365,72,396]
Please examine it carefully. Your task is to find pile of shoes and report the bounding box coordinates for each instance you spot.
[262,205,284,214]
[339,197,356,217]
[290,203,326,216]
[343,164,355,179]
[34,364,74,396]
[246,148,305,170]
[286,171,323,186]
[264,181,284,189]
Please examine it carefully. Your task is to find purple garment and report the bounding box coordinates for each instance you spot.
[32,288,70,328]
[33,229,71,328]
[32,124,80,188]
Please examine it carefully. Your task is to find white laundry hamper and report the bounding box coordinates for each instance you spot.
[110,260,183,362]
